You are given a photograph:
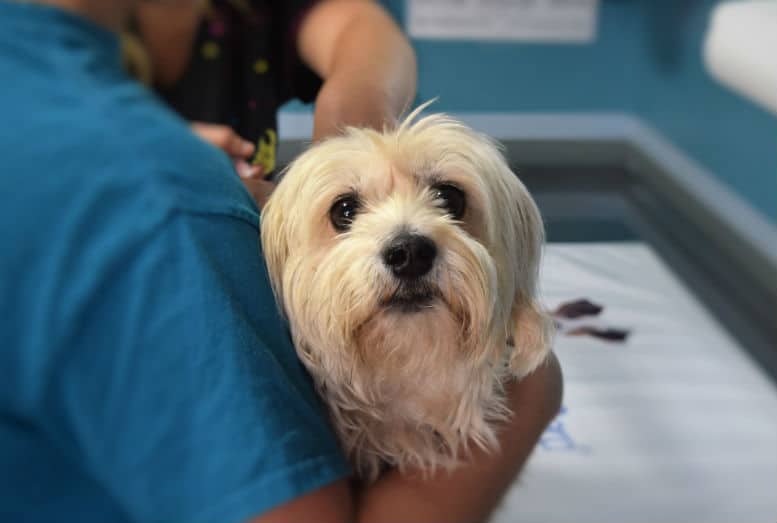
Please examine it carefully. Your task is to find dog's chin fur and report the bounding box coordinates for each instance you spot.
[340,304,511,480]
[261,105,554,481]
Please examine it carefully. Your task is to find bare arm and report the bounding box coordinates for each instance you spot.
[297,0,418,141]
[249,353,563,523]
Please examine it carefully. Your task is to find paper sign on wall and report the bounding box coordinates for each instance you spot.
[407,0,600,43]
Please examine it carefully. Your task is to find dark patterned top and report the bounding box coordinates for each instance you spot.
[157,0,321,175]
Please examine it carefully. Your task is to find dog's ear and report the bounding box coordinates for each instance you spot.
[259,191,290,310]
[493,158,554,378]
[508,299,554,378]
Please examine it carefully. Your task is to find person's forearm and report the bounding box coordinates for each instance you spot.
[356,353,563,523]
[298,1,417,141]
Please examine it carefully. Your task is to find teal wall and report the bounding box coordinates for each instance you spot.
[287,0,777,221]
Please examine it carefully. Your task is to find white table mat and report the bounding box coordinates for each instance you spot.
[494,242,777,523]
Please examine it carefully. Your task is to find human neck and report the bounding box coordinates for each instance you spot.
[28,0,133,32]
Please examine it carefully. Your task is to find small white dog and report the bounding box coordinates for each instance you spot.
[261,107,553,480]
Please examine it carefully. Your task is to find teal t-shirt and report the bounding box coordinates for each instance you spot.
[0,3,349,522]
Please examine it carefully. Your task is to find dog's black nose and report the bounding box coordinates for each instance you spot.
[382,234,437,280]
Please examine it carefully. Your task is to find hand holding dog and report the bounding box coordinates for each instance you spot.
[191,122,276,207]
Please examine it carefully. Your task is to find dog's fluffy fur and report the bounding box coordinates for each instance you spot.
[261,107,553,480]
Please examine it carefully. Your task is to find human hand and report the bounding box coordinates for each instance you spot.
[190,123,276,209]
[191,122,264,179]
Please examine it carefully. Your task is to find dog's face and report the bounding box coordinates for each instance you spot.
[261,113,550,407]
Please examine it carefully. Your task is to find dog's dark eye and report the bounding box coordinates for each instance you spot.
[431,183,466,220]
[329,194,360,231]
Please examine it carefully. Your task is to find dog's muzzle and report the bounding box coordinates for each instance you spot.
[381,233,439,312]
[382,233,437,280]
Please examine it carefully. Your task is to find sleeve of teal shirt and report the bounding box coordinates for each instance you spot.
[48,207,350,523]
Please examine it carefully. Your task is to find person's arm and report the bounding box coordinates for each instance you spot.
[250,353,564,523]
[297,0,418,141]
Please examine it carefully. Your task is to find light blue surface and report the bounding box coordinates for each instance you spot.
[0,4,348,522]
[285,0,777,222]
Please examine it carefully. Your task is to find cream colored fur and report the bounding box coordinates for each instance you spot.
[260,106,553,481]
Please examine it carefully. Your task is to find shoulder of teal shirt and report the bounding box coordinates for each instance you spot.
[114,88,263,227]
[101,118,354,521]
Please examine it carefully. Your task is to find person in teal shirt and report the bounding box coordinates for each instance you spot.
[0,2,352,521]
[0,1,562,522]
